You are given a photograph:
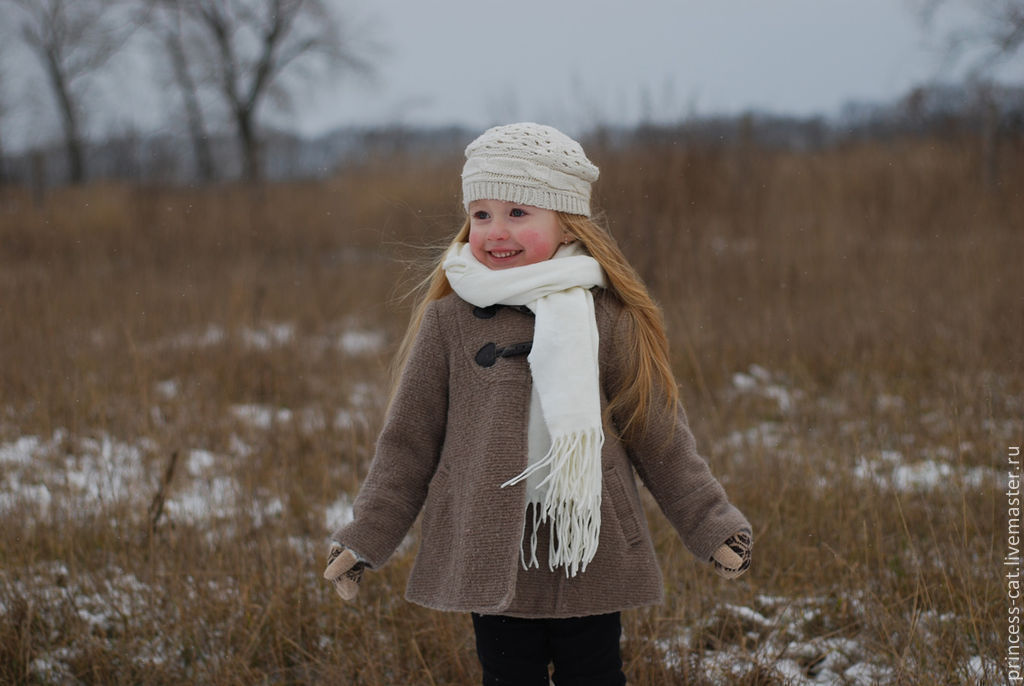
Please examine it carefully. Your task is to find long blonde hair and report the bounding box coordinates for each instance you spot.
[390,213,678,441]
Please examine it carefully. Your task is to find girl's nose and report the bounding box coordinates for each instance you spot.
[487,219,510,240]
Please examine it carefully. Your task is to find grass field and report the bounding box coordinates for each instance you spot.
[0,131,1021,684]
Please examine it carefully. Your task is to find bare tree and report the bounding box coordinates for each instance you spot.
[0,75,8,186]
[6,0,133,183]
[973,1,1024,65]
[0,41,8,185]
[176,0,373,182]
[916,0,1024,72]
[142,0,217,182]
[914,0,1024,186]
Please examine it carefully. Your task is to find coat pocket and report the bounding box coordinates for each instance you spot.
[606,467,643,547]
[421,464,453,544]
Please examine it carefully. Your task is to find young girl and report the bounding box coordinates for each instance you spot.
[324,122,751,685]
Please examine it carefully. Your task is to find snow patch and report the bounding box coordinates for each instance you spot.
[728,365,801,414]
[230,404,294,428]
[0,435,42,466]
[325,495,354,531]
[242,322,295,350]
[338,329,385,356]
[154,379,180,399]
[854,450,998,492]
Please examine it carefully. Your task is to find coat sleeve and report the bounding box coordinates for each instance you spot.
[600,299,750,564]
[331,300,450,569]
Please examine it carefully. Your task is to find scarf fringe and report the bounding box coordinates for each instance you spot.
[503,427,604,577]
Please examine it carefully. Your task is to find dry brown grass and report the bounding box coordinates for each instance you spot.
[0,132,1020,684]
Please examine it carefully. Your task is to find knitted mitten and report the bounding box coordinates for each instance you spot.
[323,543,365,600]
[711,530,752,579]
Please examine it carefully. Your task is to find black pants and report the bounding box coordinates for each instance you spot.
[471,612,627,686]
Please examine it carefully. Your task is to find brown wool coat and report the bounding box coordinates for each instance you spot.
[332,290,750,618]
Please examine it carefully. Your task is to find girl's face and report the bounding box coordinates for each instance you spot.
[467,199,570,269]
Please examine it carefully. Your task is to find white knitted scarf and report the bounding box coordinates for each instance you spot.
[442,242,607,577]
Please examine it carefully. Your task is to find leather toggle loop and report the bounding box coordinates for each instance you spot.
[475,341,533,367]
[473,305,499,319]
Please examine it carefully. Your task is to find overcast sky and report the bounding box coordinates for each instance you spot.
[281,0,1021,136]
[3,0,1022,149]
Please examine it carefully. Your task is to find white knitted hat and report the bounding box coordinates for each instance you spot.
[462,123,600,217]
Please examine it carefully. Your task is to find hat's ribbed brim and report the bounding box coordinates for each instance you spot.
[462,180,591,217]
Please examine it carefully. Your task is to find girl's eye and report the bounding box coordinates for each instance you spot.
[509,208,526,217]
[472,210,490,220]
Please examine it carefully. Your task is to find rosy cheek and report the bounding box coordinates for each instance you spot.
[518,231,556,257]
[467,232,488,261]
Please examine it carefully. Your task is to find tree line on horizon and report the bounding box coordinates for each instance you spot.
[0,0,374,185]
[0,0,1021,188]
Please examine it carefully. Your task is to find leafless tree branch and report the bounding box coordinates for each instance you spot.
[175,0,377,181]
[6,0,136,183]
[913,0,1024,77]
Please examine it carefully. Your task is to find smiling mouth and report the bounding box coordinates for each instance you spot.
[489,250,523,259]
